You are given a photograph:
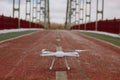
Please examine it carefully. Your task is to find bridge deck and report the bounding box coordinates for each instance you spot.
[0,30,120,80]
[56,71,67,80]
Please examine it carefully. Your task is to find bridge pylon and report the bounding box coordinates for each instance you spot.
[96,0,104,31]
[13,0,21,28]
[26,0,31,28]
[85,0,92,30]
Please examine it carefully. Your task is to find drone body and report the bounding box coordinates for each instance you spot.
[40,46,87,70]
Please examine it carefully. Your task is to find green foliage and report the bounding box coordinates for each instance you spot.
[0,30,37,41]
[82,32,120,47]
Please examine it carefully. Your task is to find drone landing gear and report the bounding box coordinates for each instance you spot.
[49,57,55,70]
[49,57,70,70]
[65,57,70,70]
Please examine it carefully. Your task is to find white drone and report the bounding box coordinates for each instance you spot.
[40,46,87,70]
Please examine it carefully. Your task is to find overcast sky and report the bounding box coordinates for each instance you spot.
[0,0,120,24]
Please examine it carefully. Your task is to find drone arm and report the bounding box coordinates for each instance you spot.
[64,52,79,57]
[40,52,56,57]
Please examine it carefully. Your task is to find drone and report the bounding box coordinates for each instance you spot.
[40,46,87,70]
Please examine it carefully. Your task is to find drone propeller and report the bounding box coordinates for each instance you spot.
[41,49,46,52]
[41,49,51,54]
[74,50,88,52]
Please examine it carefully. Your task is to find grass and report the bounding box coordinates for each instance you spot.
[0,30,37,42]
[81,32,120,47]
